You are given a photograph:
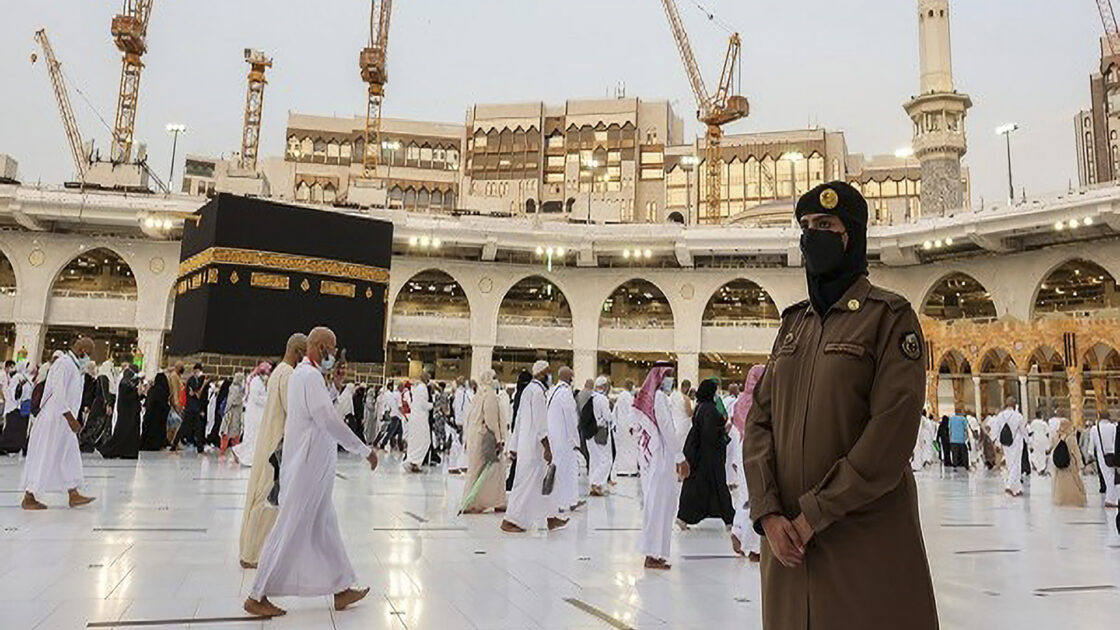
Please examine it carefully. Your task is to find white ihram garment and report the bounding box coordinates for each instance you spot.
[588,392,613,489]
[249,360,371,599]
[21,355,85,494]
[547,381,580,510]
[636,389,684,561]
[504,380,552,529]
[1027,418,1050,474]
[728,425,760,555]
[612,390,639,475]
[233,374,269,466]
[405,382,432,467]
[994,408,1027,495]
[1090,420,1118,505]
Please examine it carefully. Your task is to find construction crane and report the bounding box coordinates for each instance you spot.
[32,29,89,182]
[360,0,393,179]
[240,49,273,171]
[660,0,749,222]
[109,0,154,163]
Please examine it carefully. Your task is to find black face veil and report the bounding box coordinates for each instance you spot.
[795,182,869,315]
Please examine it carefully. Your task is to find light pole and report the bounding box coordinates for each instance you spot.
[781,151,805,200]
[165,123,186,190]
[680,155,699,225]
[996,123,1019,204]
[582,157,600,224]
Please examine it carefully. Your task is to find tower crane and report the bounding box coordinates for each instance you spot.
[32,29,89,182]
[360,0,394,179]
[660,0,749,222]
[240,49,273,171]
[109,0,154,163]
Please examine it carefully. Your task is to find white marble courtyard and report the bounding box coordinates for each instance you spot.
[1,452,1118,630]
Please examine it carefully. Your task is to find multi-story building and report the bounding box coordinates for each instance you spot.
[1075,37,1120,187]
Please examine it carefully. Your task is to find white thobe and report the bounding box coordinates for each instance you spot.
[722,394,738,421]
[669,390,690,449]
[547,382,580,510]
[1027,419,1050,474]
[453,387,469,426]
[612,390,639,475]
[3,371,30,417]
[588,392,613,488]
[250,360,371,599]
[1047,416,1063,439]
[1090,420,1119,505]
[233,374,269,466]
[911,415,926,471]
[994,408,1027,494]
[504,380,553,529]
[922,418,938,465]
[498,389,512,436]
[636,389,684,561]
[967,415,983,468]
[21,354,84,494]
[205,383,219,436]
[728,424,760,555]
[405,382,432,467]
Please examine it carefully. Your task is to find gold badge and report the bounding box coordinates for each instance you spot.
[365,287,373,299]
[300,279,310,292]
[847,299,860,311]
[820,188,839,210]
[230,271,239,284]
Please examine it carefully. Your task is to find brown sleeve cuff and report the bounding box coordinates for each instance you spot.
[749,495,784,536]
[798,491,828,533]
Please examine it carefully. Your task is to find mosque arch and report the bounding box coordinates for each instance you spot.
[920,272,996,321]
[1080,342,1120,420]
[599,279,674,329]
[391,269,470,318]
[0,247,17,296]
[50,247,137,298]
[1032,258,1119,318]
[498,275,572,327]
[701,279,779,327]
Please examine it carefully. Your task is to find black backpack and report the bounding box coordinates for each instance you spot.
[1052,440,1071,470]
[999,423,1014,447]
[578,396,598,441]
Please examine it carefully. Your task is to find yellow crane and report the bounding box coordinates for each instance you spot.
[32,29,89,183]
[660,0,749,222]
[240,49,273,171]
[360,0,394,179]
[109,0,154,163]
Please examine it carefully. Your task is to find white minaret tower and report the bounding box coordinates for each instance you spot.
[904,0,972,217]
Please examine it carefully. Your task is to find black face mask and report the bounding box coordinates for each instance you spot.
[800,229,846,276]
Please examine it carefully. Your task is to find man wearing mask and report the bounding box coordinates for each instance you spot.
[21,337,97,509]
[501,361,566,532]
[547,367,581,514]
[744,182,937,629]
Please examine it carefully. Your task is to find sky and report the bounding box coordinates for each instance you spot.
[0,0,1104,206]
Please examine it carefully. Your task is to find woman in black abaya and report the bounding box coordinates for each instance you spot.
[139,372,172,451]
[99,367,141,459]
[676,379,735,527]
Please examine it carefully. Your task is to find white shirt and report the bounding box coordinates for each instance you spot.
[592,391,612,429]
[387,390,403,418]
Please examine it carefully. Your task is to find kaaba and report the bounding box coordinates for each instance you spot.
[170,194,393,363]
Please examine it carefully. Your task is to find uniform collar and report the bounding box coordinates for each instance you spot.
[821,275,872,316]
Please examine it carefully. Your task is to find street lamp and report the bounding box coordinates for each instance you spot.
[582,157,601,225]
[894,146,915,159]
[781,151,805,199]
[680,155,700,225]
[995,123,1019,204]
[165,123,186,190]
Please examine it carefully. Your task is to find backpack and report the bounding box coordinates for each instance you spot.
[578,396,598,441]
[1052,440,1071,470]
[999,422,1014,447]
[1098,424,1118,468]
[29,381,45,417]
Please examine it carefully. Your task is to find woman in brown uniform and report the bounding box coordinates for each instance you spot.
[744,181,938,629]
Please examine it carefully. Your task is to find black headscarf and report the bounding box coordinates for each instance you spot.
[795,181,868,315]
[696,378,718,403]
[510,370,533,427]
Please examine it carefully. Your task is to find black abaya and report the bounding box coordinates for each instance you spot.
[99,378,141,459]
[677,396,735,526]
[140,373,171,451]
[79,375,113,452]
[0,409,29,455]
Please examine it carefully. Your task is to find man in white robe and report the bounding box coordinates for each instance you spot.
[547,367,581,512]
[722,383,739,421]
[634,365,688,569]
[501,361,567,532]
[588,376,613,496]
[1089,412,1118,507]
[244,327,376,618]
[669,379,691,449]
[452,377,470,429]
[967,411,983,469]
[612,380,639,476]
[20,337,96,510]
[993,397,1027,497]
[405,372,432,472]
[1027,415,1051,475]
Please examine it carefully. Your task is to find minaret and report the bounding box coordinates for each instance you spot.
[904,0,972,216]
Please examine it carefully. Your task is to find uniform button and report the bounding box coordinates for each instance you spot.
[847,299,860,311]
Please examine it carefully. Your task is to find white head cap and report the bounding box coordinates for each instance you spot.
[531,360,550,377]
[595,376,609,389]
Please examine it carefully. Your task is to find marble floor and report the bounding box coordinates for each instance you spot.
[1,451,1118,630]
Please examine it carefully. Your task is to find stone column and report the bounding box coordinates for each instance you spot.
[470,344,494,381]
[1069,368,1084,428]
[136,328,165,379]
[13,321,45,364]
[573,348,598,385]
[1018,374,1030,418]
[926,372,940,417]
[677,351,700,390]
[972,376,982,416]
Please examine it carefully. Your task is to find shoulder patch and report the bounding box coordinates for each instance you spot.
[781,299,810,318]
[867,286,912,312]
[900,331,922,361]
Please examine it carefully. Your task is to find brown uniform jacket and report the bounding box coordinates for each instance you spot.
[744,276,938,630]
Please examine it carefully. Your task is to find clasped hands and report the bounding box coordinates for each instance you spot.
[761,513,814,567]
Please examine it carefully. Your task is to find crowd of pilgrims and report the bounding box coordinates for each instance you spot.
[910,398,1120,509]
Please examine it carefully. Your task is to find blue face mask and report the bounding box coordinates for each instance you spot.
[74,352,90,371]
[319,352,335,374]
[661,377,675,392]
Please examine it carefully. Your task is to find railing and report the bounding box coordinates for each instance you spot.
[497,314,573,327]
[392,308,470,319]
[702,319,781,328]
[599,317,675,330]
[50,290,138,301]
